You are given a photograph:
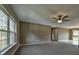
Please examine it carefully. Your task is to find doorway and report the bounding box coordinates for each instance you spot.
[51,28,58,41]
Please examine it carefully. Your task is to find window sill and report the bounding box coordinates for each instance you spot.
[0,42,17,55]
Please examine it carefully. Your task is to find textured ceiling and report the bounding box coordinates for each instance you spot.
[11,4,79,28]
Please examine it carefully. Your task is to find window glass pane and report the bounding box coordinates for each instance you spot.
[0,10,8,30]
[73,30,79,45]
[2,15,8,30]
[0,31,2,51]
[14,23,17,33]
[10,32,15,45]
[10,18,15,32]
[9,18,16,45]
[1,31,7,50]
[73,36,79,41]
[73,30,79,35]
[0,10,3,29]
[0,15,2,29]
[73,37,79,45]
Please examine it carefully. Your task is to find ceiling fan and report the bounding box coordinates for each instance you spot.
[52,14,70,23]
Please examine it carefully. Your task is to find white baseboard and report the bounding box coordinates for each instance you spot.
[12,41,51,54]
[12,44,20,55]
[1,43,17,55]
[20,41,51,46]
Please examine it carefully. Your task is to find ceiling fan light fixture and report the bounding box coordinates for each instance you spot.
[58,20,62,23]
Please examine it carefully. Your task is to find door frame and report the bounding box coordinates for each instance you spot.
[51,28,58,41]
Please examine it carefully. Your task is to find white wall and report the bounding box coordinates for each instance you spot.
[20,22,51,45]
[58,29,71,43]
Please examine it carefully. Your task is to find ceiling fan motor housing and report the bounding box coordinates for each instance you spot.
[57,14,62,20]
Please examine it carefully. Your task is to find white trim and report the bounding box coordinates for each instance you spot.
[1,43,16,55]
[0,5,15,21]
[12,44,20,55]
[20,41,51,46]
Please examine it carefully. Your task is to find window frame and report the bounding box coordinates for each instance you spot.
[0,5,17,55]
[9,17,17,45]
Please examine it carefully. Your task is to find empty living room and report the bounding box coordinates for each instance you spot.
[0,4,79,55]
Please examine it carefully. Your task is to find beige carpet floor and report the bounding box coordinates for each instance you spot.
[15,41,78,55]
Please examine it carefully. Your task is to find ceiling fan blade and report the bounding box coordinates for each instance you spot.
[52,17,58,20]
[63,15,69,19]
[63,19,70,21]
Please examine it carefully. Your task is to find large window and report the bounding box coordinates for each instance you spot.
[73,30,79,45]
[9,18,16,45]
[0,8,17,53]
[0,10,8,52]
